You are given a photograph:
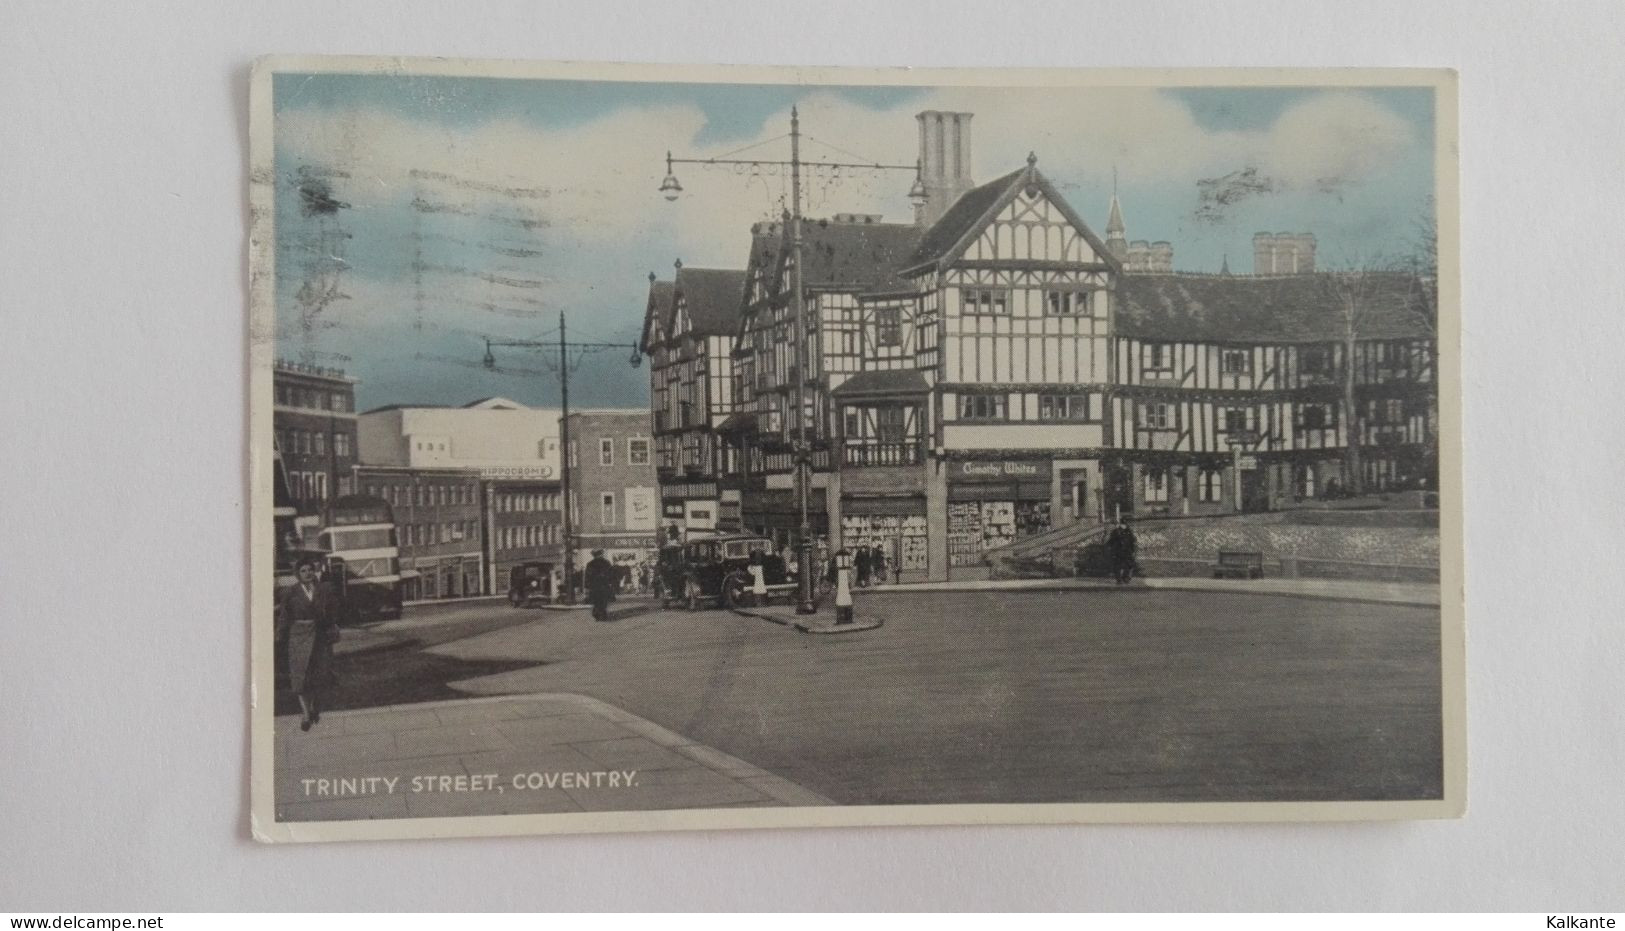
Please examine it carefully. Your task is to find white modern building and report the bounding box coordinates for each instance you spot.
[358,396,563,479]
[357,397,566,595]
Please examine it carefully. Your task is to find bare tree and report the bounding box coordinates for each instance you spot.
[1323,243,1436,496]
[1323,264,1382,496]
[1402,196,1440,488]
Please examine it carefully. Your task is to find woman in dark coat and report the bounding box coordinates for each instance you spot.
[275,556,341,731]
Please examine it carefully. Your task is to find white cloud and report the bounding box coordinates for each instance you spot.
[277,85,1420,269]
[271,83,1428,404]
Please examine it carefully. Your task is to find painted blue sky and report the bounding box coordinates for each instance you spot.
[272,74,1436,412]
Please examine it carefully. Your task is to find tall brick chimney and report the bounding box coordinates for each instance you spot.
[1253,232,1318,274]
[916,111,974,227]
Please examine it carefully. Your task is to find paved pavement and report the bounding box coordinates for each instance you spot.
[428,588,1443,805]
[274,693,831,822]
[857,575,1441,607]
[730,600,884,634]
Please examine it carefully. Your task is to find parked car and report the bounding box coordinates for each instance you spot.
[507,561,554,607]
[658,534,789,610]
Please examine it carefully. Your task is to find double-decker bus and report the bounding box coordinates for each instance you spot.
[272,444,305,590]
[316,494,405,622]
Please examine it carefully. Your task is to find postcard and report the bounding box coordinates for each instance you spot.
[249,57,1463,841]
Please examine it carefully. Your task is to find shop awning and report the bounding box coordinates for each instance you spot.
[716,411,758,434]
[832,370,930,400]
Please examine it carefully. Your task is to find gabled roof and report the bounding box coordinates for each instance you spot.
[831,369,930,398]
[732,226,784,342]
[1117,272,1433,344]
[360,402,446,415]
[462,396,527,410]
[640,276,675,351]
[796,219,923,294]
[715,411,757,434]
[673,267,747,338]
[900,159,1121,277]
[902,167,1022,274]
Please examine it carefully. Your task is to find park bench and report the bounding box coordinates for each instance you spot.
[1212,550,1265,580]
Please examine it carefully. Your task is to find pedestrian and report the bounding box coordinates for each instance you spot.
[747,549,768,606]
[870,544,888,585]
[1106,517,1138,585]
[275,555,341,732]
[584,549,617,621]
[855,545,872,588]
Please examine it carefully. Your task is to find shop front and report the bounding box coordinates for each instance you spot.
[840,495,929,583]
[574,533,661,592]
[741,487,828,548]
[408,553,483,600]
[945,459,1053,577]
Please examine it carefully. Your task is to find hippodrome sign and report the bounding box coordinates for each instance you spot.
[477,465,556,480]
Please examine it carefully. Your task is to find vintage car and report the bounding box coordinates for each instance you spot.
[507,561,555,607]
[657,534,792,610]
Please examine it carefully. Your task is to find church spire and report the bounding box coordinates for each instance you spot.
[1106,193,1126,237]
[1105,176,1128,262]
[1220,253,1231,276]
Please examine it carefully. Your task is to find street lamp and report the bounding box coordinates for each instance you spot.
[659,152,684,202]
[907,174,928,209]
[483,313,642,603]
[660,107,920,615]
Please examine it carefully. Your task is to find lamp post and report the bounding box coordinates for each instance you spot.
[661,107,924,614]
[484,311,643,603]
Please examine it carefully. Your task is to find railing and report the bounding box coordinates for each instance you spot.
[985,518,1113,564]
[842,441,922,467]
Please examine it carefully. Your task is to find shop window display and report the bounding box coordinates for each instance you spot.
[947,500,1053,567]
[840,514,928,572]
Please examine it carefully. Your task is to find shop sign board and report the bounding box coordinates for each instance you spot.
[954,460,1053,483]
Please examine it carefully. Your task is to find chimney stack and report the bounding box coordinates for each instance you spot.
[916,111,975,227]
[1253,232,1317,274]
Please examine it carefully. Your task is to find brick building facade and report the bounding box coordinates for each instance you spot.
[565,410,660,586]
[272,360,359,540]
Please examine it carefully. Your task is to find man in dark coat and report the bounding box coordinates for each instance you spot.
[854,545,872,588]
[1106,518,1138,585]
[870,544,888,585]
[584,549,617,621]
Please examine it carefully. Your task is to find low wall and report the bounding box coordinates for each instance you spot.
[1137,556,1439,584]
[1135,520,1438,567]
[1275,509,1439,529]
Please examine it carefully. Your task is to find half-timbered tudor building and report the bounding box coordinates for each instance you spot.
[1111,272,1434,517]
[727,215,923,543]
[660,109,1438,581]
[825,153,1432,580]
[822,153,1122,579]
[641,264,747,537]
